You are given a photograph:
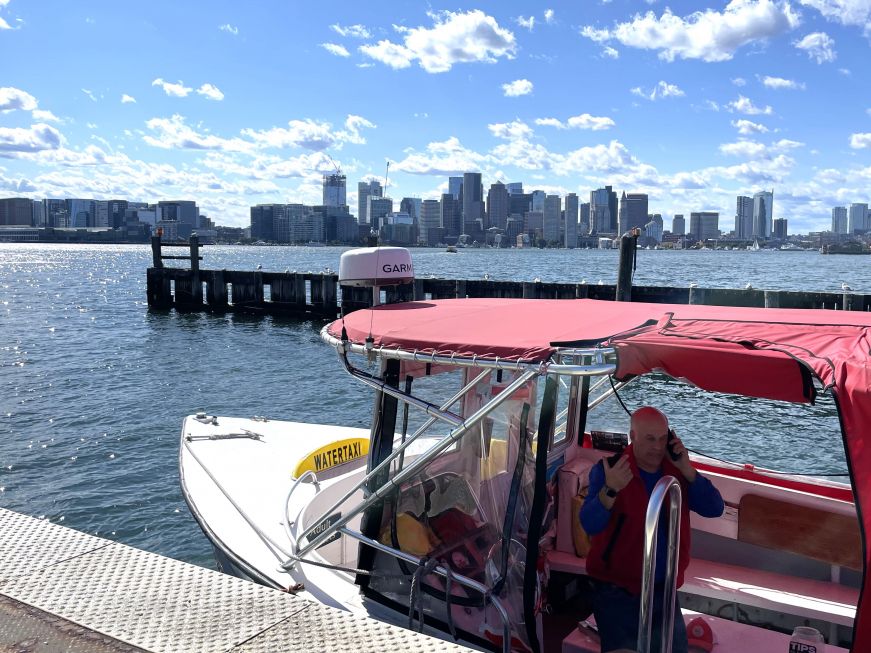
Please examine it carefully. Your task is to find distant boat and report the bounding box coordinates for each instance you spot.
[779,243,803,251]
[446,244,458,253]
[749,239,761,251]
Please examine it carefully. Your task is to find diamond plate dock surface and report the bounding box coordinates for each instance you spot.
[0,508,475,653]
[0,507,110,581]
[233,601,467,653]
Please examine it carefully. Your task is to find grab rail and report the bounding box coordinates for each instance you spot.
[339,527,512,653]
[637,475,682,653]
[283,470,320,544]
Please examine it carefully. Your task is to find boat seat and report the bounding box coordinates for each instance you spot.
[546,550,858,627]
[560,609,851,653]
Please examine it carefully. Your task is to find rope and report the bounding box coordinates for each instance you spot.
[408,557,440,632]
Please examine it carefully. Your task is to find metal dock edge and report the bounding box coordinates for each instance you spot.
[0,508,472,653]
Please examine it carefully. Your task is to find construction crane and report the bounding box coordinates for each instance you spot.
[384,160,390,196]
[326,154,342,176]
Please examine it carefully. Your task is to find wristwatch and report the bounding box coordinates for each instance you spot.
[603,484,618,498]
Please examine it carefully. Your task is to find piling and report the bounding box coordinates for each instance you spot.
[616,228,640,302]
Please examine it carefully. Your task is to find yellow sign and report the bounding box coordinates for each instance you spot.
[293,438,370,478]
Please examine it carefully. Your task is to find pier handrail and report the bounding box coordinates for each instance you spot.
[637,475,683,653]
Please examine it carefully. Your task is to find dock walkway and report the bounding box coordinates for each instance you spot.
[0,508,469,653]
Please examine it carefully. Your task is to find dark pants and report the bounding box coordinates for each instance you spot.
[591,581,688,653]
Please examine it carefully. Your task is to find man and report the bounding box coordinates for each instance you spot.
[580,406,724,653]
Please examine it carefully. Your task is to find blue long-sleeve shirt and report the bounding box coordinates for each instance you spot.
[580,461,724,582]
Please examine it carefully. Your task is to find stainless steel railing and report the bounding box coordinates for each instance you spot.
[637,475,682,653]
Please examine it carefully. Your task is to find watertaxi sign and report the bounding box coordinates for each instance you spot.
[293,437,369,478]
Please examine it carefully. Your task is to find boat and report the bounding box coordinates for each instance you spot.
[749,239,761,251]
[446,244,458,253]
[181,246,870,653]
[779,243,804,251]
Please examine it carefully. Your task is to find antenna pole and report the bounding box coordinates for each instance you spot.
[384,161,390,196]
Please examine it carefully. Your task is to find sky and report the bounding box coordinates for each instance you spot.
[1,1,871,233]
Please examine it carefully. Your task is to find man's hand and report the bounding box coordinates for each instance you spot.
[603,454,633,493]
[668,432,697,483]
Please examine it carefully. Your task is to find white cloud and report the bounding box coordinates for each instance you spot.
[241,114,374,151]
[544,9,555,23]
[603,46,620,58]
[502,79,533,97]
[850,133,871,148]
[760,75,806,89]
[0,87,37,112]
[534,113,616,130]
[580,0,800,62]
[488,120,534,141]
[331,23,372,38]
[774,138,804,149]
[0,123,64,154]
[720,140,767,157]
[727,95,773,115]
[121,94,136,104]
[516,15,535,30]
[0,18,9,30]
[196,83,224,101]
[732,119,769,134]
[360,10,515,73]
[81,88,98,102]
[798,0,871,29]
[321,42,350,57]
[32,109,59,122]
[732,77,747,86]
[392,136,487,175]
[152,78,192,97]
[144,115,251,152]
[794,32,837,63]
[630,80,685,101]
[219,24,238,35]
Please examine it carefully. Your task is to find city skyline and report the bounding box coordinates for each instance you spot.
[1,2,871,232]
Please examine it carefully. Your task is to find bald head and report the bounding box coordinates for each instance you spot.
[630,406,670,472]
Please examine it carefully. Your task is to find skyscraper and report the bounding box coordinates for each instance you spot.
[531,190,545,213]
[0,198,34,226]
[440,193,461,237]
[357,180,382,225]
[618,192,649,235]
[543,195,561,244]
[486,181,509,230]
[773,218,788,239]
[672,214,685,235]
[579,202,591,235]
[590,186,617,233]
[250,204,278,241]
[322,174,347,207]
[848,203,869,234]
[400,197,421,222]
[368,197,393,230]
[564,193,578,248]
[419,199,441,245]
[752,190,774,239]
[506,182,523,196]
[832,206,848,234]
[461,172,484,233]
[448,176,463,200]
[690,212,720,242]
[735,195,753,239]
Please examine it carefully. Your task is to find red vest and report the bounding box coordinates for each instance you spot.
[585,444,691,595]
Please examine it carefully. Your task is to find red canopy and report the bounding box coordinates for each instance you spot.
[329,298,871,649]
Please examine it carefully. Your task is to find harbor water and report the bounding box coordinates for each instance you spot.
[0,243,863,568]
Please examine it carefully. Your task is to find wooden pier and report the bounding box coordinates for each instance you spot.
[146,236,871,316]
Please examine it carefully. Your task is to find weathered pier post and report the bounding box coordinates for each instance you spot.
[616,228,640,302]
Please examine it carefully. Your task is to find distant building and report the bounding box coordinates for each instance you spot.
[672,214,685,236]
[590,186,617,233]
[400,197,421,223]
[250,204,280,241]
[506,182,523,196]
[368,197,393,230]
[440,194,461,238]
[0,198,34,226]
[579,202,590,235]
[461,172,484,235]
[44,199,68,228]
[486,182,509,230]
[531,190,546,213]
[322,173,347,208]
[644,220,663,243]
[419,199,441,246]
[848,203,869,234]
[357,180,382,225]
[543,195,561,244]
[67,199,96,228]
[159,200,199,239]
[773,218,788,239]
[735,195,753,239]
[618,192,649,235]
[448,176,463,200]
[832,206,848,234]
[690,212,720,242]
[752,190,773,239]
[564,193,578,248]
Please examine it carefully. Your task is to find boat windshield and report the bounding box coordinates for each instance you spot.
[361,361,567,649]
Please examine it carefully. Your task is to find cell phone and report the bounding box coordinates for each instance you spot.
[667,429,681,461]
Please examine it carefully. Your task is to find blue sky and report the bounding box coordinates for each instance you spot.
[1,0,870,232]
